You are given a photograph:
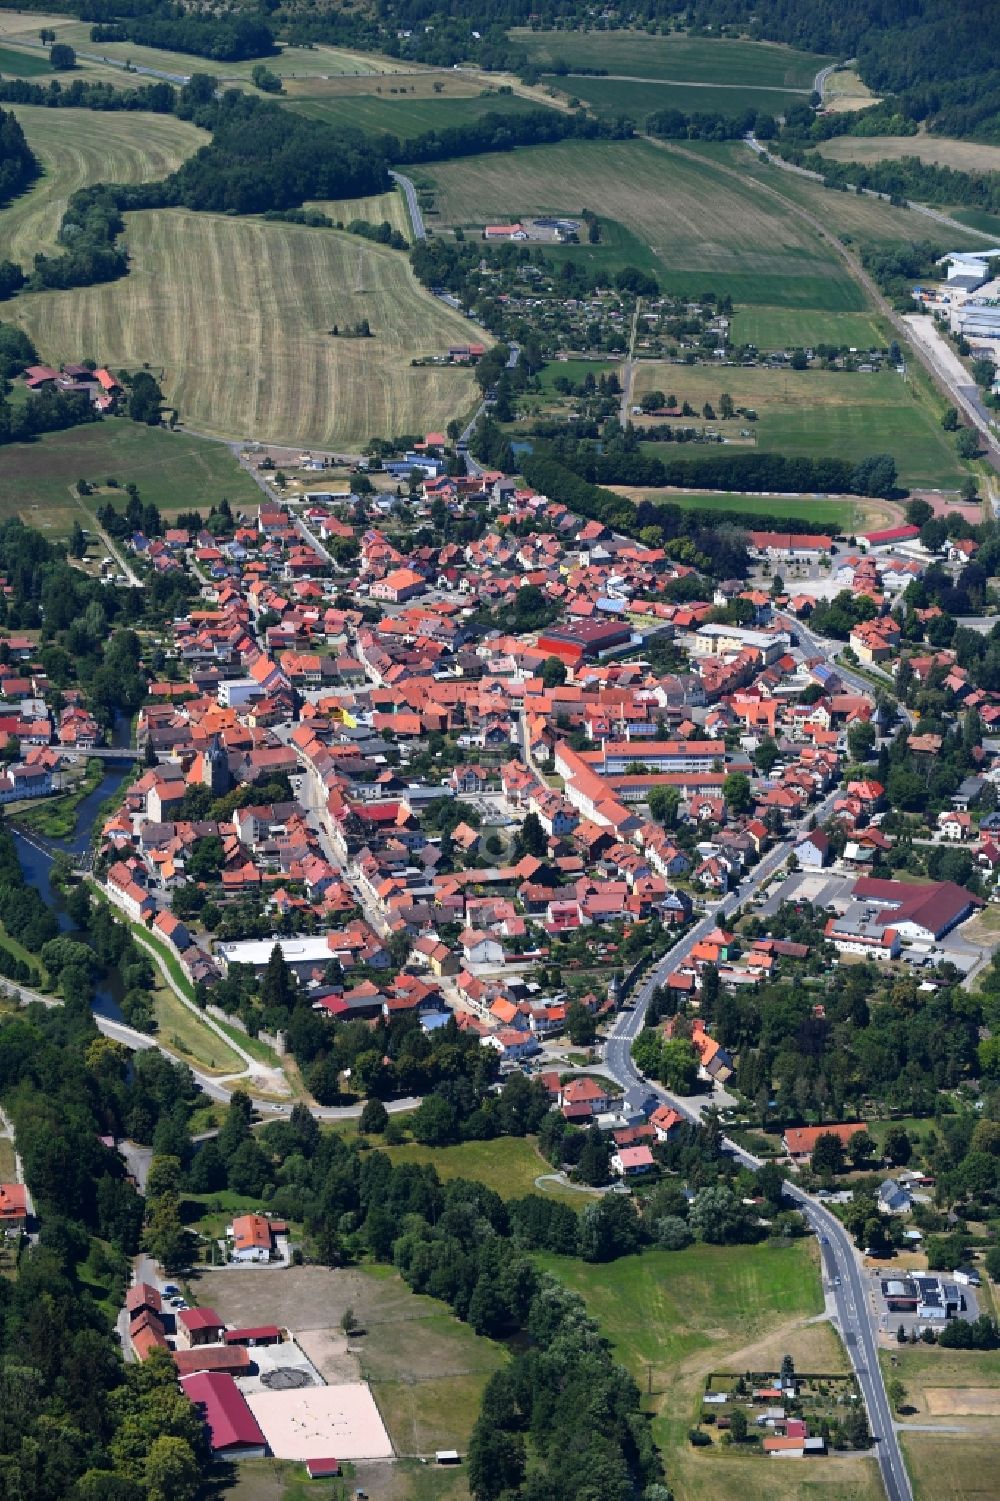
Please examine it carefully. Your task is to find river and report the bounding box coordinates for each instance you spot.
[12,716,134,1021]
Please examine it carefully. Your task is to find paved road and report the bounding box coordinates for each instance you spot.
[390,170,426,241]
[600,778,913,1501]
[813,61,840,102]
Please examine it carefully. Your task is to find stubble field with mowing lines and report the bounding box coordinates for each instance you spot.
[6,209,480,448]
[305,188,412,240]
[0,104,208,261]
[818,133,1000,176]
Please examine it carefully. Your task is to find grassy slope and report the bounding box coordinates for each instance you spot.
[511,29,829,89]
[8,209,480,449]
[0,104,207,261]
[290,90,543,141]
[540,1242,881,1501]
[0,42,53,75]
[381,1136,587,1206]
[0,420,260,534]
[631,361,968,489]
[305,188,411,239]
[425,137,864,309]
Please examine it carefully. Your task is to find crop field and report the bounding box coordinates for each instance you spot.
[0,420,260,531]
[305,188,412,240]
[290,89,543,142]
[0,105,207,262]
[425,138,865,309]
[553,76,805,120]
[631,360,968,488]
[819,133,1000,175]
[731,306,886,349]
[903,1433,1000,1501]
[7,209,479,448]
[511,29,828,89]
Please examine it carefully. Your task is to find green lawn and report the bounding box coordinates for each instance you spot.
[631,360,969,489]
[537,1242,824,1401]
[0,1137,15,1180]
[0,419,260,536]
[0,43,53,75]
[512,29,829,89]
[537,357,613,391]
[290,90,543,141]
[731,306,886,350]
[154,982,245,1076]
[382,1136,585,1205]
[552,75,805,121]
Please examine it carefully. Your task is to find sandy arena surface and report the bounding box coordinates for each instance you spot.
[246,1382,395,1460]
[925,1388,1000,1416]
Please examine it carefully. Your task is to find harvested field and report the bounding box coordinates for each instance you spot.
[902,1431,1000,1501]
[8,209,479,448]
[926,1388,1000,1415]
[426,138,864,309]
[819,134,1000,176]
[0,105,207,261]
[305,188,412,240]
[822,67,880,113]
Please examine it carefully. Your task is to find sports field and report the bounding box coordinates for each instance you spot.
[553,76,804,120]
[0,420,260,533]
[631,360,968,488]
[0,104,207,261]
[731,306,886,349]
[512,29,829,89]
[291,89,544,141]
[425,138,866,309]
[819,133,1000,175]
[7,208,479,448]
[629,490,863,530]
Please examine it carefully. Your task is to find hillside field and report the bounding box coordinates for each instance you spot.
[0,420,261,533]
[290,89,545,142]
[819,133,1000,175]
[549,75,804,120]
[423,137,866,309]
[631,361,969,489]
[0,104,208,262]
[539,1242,881,1501]
[6,209,480,449]
[511,29,829,89]
[305,188,412,240]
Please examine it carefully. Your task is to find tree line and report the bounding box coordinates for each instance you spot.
[532,430,899,500]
